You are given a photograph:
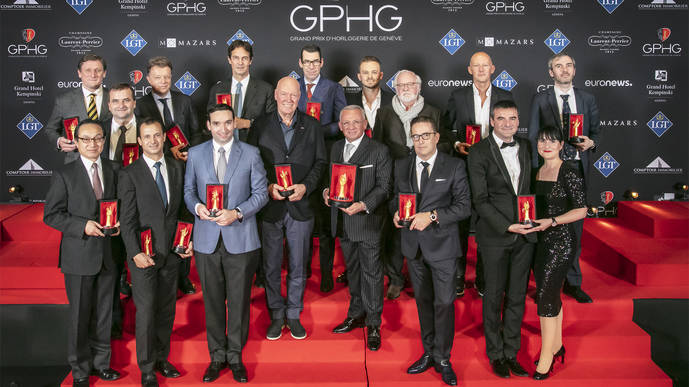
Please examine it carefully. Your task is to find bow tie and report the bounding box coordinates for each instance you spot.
[500,140,516,149]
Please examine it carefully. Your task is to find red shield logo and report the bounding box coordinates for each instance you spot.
[600,191,614,205]
[657,28,671,42]
[129,70,143,85]
[22,28,36,43]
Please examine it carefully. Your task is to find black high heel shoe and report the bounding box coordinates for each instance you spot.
[533,360,554,380]
[535,345,566,365]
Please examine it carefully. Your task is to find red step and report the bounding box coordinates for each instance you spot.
[1,204,60,242]
[617,201,689,238]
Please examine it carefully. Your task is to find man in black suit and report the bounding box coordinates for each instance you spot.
[118,119,192,387]
[43,120,122,387]
[206,40,276,142]
[392,116,470,386]
[528,53,600,304]
[135,56,201,295]
[345,56,393,133]
[45,54,110,164]
[467,100,535,379]
[373,69,452,300]
[444,51,514,298]
[247,76,327,341]
[324,106,391,351]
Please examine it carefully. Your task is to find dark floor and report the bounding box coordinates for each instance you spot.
[0,366,69,387]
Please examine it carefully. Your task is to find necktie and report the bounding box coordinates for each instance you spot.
[159,98,173,129]
[344,143,354,163]
[114,125,127,161]
[500,140,516,149]
[234,82,243,117]
[560,94,577,160]
[307,83,314,101]
[153,161,168,208]
[87,93,98,120]
[91,163,103,199]
[420,161,430,193]
[216,147,227,182]
[560,94,571,125]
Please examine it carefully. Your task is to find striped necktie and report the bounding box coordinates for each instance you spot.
[87,94,98,120]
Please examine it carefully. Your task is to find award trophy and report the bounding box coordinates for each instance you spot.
[466,124,481,146]
[216,93,232,106]
[306,102,321,121]
[63,117,79,143]
[140,228,155,257]
[99,199,119,236]
[274,164,294,198]
[328,163,357,208]
[517,195,539,228]
[568,113,584,144]
[397,193,417,227]
[166,125,189,151]
[172,221,193,255]
[206,184,224,217]
[122,143,139,167]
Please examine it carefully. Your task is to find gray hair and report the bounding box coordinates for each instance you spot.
[394,69,422,86]
[339,105,366,121]
[547,53,576,70]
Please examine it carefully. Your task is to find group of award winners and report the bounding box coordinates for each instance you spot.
[43,42,599,387]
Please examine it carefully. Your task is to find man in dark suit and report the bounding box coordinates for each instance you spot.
[467,100,535,379]
[373,69,452,300]
[43,120,122,387]
[297,44,347,291]
[45,54,111,164]
[392,116,470,386]
[324,106,391,351]
[118,118,192,387]
[184,104,268,383]
[136,56,202,295]
[345,56,393,133]
[444,51,514,298]
[206,40,276,143]
[247,76,327,341]
[528,53,600,304]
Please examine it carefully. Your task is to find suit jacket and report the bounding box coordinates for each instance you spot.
[528,87,601,181]
[345,89,394,129]
[43,157,119,275]
[328,136,392,242]
[135,91,203,146]
[391,151,471,261]
[206,76,276,120]
[373,102,453,160]
[444,86,514,148]
[118,156,184,262]
[45,88,111,164]
[247,111,327,223]
[298,76,347,140]
[183,139,268,255]
[467,135,537,247]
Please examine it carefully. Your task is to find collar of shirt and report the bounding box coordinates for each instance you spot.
[277,110,297,129]
[492,131,519,150]
[305,75,321,90]
[212,138,233,161]
[472,83,492,99]
[344,133,365,155]
[553,85,573,98]
[553,85,577,114]
[153,91,172,101]
[111,115,136,134]
[231,75,250,91]
[415,149,438,171]
[81,85,103,99]
[80,155,101,172]
[142,153,165,170]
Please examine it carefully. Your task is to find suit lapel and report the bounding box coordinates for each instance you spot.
[346,136,369,165]
[419,153,444,208]
[101,159,116,199]
[409,157,419,194]
[73,90,88,117]
[574,87,584,116]
[463,87,477,124]
[287,113,306,154]
[487,136,516,196]
[204,141,218,183]
[224,141,242,184]
[547,89,562,130]
[516,140,528,195]
[146,94,165,122]
[164,155,178,215]
[100,89,109,118]
[242,79,257,117]
[171,93,183,126]
[75,160,98,205]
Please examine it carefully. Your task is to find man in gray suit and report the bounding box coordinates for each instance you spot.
[324,105,391,351]
[45,54,110,164]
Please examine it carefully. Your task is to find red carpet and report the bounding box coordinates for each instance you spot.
[1,202,686,386]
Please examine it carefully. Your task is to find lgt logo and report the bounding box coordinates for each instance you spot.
[227,29,254,46]
[439,29,465,55]
[597,0,624,14]
[594,152,619,178]
[121,30,147,56]
[646,111,672,137]
[175,72,201,96]
[492,70,517,91]
[385,70,401,93]
[288,71,300,80]
[17,113,43,139]
[66,0,94,15]
[544,29,570,54]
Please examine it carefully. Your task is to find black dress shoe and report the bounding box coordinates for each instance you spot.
[336,272,348,284]
[254,276,265,288]
[142,372,159,387]
[320,272,334,292]
[179,277,196,295]
[73,377,89,387]
[505,357,529,377]
[366,326,381,351]
[202,361,227,383]
[474,282,484,297]
[434,360,458,386]
[387,284,402,300]
[533,359,554,380]
[229,362,248,383]
[490,358,511,378]
[91,368,121,381]
[306,265,312,278]
[154,360,181,378]
[407,353,434,374]
[563,285,593,303]
[332,317,365,333]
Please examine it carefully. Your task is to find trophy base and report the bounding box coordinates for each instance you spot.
[102,227,118,236]
[398,219,412,227]
[172,246,187,255]
[522,221,540,228]
[209,209,220,218]
[329,199,352,209]
[569,136,584,144]
[278,189,294,198]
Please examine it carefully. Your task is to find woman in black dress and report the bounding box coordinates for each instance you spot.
[530,126,588,380]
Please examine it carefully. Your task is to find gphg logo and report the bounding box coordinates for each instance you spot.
[8,29,47,57]
[485,1,524,12]
[290,5,402,32]
[167,1,206,13]
[642,27,682,56]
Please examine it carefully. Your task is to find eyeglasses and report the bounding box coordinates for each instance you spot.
[411,132,436,142]
[77,136,105,144]
[301,59,322,67]
[395,82,419,90]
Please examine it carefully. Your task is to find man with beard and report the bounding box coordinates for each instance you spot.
[345,56,393,133]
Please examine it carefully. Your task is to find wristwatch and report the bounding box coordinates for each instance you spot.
[430,210,438,223]
[551,217,558,226]
[235,207,244,223]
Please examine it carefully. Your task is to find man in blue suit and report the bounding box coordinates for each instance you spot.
[297,44,347,291]
[183,104,268,383]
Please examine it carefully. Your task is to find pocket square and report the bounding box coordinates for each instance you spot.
[360,164,373,169]
[434,178,447,182]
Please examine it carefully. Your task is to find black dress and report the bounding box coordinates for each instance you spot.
[534,162,587,317]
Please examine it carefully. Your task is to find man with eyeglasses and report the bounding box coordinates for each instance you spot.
[44,120,122,387]
[373,69,452,300]
[391,116,470,386]
[45,54,111,164]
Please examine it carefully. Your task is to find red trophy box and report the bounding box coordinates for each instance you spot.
[140,228,155,257]
[306,102,321,121]
[166,125,189,149]
[206,184,224,217]
[517,195,538,227]
[216,93,232,106]
[99,199,118,236]
[398,193,417,227]
[568,113,584,144]
[63,117,79,142]
[122,143,139,167]
[274,164,294,198]
[328,163,357,208]
[465,124,481,145]
[172,221,193,254]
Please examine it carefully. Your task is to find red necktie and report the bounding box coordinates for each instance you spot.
[307,83,314,101]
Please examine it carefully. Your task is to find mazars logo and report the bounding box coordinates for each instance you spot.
[642,27,681,56]
[17,113,43,139]
[227,29,253,46]
[646,111,672,137]
[594,152,619,178]
[290,4,402,32]
[544,29,570,54]
[121,30,147,56]
[439,29,465,55]
[492,71,517,91]
[597,0,624,14]
[175,72,201,96]
[66,0,94,15]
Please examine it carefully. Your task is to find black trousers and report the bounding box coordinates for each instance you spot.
[458,215,484,288]
[340,235,384,326]
[382,220,405,287]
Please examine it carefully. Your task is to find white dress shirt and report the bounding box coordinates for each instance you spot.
[343,133,365,162]
[195,138,234,216]
[81,85,104,117]
[492,131,520,195]
[80,155,103,194]
[153,91,174,122]
[305,74,321,97]
[362,89,382,128]
[231,75,250,116]
[142,153,170,205]
[554,85,580,159]
[415,150,438,192]
[473,84,492,139]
